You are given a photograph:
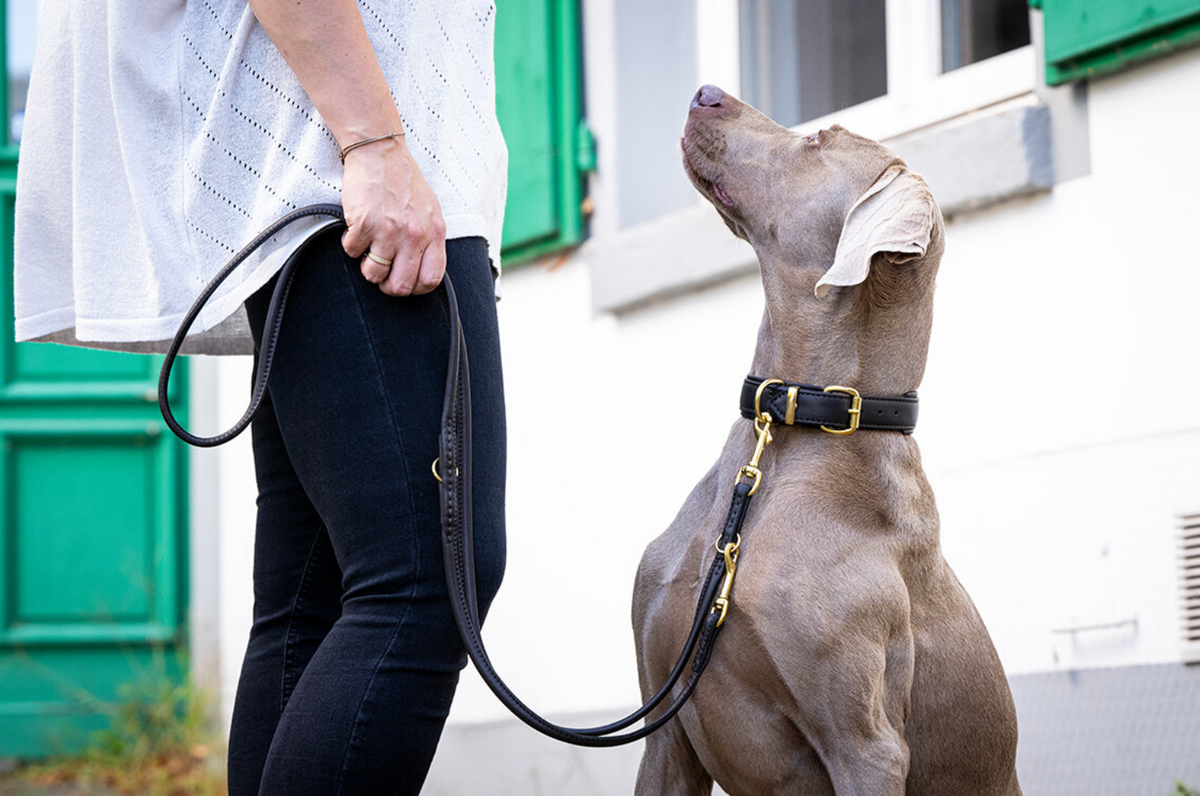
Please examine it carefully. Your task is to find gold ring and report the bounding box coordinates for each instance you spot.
[366,251,393,267]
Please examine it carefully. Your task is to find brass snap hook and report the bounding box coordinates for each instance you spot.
[710,534,742,628]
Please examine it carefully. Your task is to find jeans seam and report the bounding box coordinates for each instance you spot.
[332,258,422,796]
[279,522,329,714]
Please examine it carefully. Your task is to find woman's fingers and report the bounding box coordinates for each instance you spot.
[339,136,447,296]
[379,217,446,296]
[361,248,393,284]
[341,218,372,259]
[411,235,447,296]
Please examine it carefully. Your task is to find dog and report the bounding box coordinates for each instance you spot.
[631,85,1021,795]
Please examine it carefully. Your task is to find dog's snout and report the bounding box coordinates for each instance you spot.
[692,84,725,109]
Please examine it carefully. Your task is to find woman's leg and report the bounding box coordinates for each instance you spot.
[234,228,506,795]
[227,383,345,796]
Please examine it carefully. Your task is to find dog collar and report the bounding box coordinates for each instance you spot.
[740,376,918,435]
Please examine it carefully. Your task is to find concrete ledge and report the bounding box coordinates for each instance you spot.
[889,103,1054,218]
[589,101,1056,314]
[586,203,757,314]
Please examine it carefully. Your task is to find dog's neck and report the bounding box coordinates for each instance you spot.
[749,248,940,397]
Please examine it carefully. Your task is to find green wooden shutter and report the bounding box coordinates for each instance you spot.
[494,0,591,264]
[1032,0,1200,85]
[0,1,189,758]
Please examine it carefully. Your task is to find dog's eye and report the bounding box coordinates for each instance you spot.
[803,132,821,147]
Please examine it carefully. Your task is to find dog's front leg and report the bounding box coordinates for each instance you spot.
[635,718,714,796]
[821,725,909,796]
[798,590,915,796]
[810,653,912,794]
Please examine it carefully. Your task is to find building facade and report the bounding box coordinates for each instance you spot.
[3,0,1199,792]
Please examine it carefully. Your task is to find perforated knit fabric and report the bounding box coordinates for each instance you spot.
[13,0,507,354]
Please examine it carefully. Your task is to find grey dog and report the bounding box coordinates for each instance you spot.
[631,85,1021,795]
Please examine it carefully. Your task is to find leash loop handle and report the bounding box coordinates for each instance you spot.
[158,204,346,447]
[159,204,762,747]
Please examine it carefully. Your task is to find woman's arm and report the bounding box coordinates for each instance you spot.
[246,0,445,296]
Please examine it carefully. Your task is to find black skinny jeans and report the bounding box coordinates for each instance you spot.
[227,228,506,796]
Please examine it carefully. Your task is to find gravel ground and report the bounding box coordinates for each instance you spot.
[0,784,123,796]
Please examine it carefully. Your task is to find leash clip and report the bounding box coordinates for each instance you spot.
[710,535,741,628]
[734,379,780,496]
[733,417,772,496]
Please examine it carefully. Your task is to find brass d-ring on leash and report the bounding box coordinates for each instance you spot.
[158,204,777,747]
[430,457,457,483]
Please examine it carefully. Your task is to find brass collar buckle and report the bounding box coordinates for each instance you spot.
[820,385,862,436]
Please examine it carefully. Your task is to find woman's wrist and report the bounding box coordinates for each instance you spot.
[332,106,406,149]
[338,131,405,164]
[339,130,412,168]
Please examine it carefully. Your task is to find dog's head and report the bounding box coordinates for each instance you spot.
[681,85,943,389]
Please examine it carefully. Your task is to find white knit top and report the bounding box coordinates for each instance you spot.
[13,0,507,355]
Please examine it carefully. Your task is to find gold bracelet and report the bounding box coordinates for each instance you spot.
[338,131,405,164]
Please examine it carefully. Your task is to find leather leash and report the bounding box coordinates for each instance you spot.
[158,204,760,746]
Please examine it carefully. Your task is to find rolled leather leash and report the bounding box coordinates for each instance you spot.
[159,204,750,746]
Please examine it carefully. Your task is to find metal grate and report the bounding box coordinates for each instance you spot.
[1180,513,1200,663]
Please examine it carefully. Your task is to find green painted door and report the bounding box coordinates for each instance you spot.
[0,3,189,758]
[495,0,590,263]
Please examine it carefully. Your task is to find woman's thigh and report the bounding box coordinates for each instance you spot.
[245,229,505,608]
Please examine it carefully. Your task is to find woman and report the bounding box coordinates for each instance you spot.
[14,1,508,793]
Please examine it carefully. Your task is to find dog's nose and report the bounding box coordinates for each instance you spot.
[692,84,725,109]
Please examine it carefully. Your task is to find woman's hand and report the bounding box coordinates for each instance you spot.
[246,0,446,295]
[340,137,447,296]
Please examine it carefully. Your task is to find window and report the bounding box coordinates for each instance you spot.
[6,0,37,146]
[732,0,1036,141]
[739,0,888,128]
[591,0,1048,313]
[942,0,1031,73]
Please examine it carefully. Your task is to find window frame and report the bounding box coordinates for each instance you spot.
[701,0,1036,142]
[590,0,1044,313]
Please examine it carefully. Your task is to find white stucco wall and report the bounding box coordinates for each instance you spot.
[923,48,1200,675]
[202,23,1200,784]
[440,44,1200,724]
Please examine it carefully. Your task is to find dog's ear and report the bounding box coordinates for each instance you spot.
[814,165,935,298]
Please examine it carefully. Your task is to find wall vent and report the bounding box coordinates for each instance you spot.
[1180,513,1200,664]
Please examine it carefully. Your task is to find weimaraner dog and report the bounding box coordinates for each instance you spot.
[632,85,1021,795]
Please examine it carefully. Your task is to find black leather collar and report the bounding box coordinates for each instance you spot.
[740,375,918,434]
